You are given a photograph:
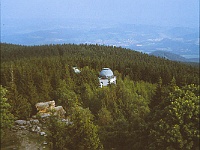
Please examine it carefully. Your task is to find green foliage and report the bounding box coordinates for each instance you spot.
[67,106,103,150]
[148,84,199,150]
[99,117,130,150]
[6,82,31,119]
[56,79,78,116]
[0,43,199,149]
[0,85,15,143]
[47,106,102,150]
[1,43,199,87]
[46,115,68,150]
[98,107,113,126]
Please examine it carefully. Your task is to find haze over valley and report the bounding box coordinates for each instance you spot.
[1,0,199,61]
[2,19,199,61]
[1,1,199,149]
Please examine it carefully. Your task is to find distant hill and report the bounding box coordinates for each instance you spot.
[1,21,199,59]
[187,58,199,63]
[1,43,199,85]
[149,50,199,63]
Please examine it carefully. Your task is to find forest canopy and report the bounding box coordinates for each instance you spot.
[0,43,199,149]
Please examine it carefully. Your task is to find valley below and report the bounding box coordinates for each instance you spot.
[2,19,199,61]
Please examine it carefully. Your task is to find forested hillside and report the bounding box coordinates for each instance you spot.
[1,43,199,149]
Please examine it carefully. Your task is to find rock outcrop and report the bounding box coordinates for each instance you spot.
[6,101,68,149]
[35,100,66,118]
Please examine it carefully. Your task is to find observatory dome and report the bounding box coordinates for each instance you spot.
[99,68,114,78]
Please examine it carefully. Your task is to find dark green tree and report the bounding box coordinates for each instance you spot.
[67,106,103,150]
[46,115,68,150]
[47,105,102,150]
[7,81,31,119]
[0,85,15,143]
[148,85,199,150]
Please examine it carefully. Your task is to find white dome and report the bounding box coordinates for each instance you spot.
[99,68,114,78]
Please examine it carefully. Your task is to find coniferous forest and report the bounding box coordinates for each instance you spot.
[1,43,199,149]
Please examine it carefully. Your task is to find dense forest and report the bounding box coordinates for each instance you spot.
[1,43,199,149]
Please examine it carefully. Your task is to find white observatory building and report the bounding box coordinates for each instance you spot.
[99,68,116,88]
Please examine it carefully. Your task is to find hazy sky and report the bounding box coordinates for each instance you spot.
[1,0,199,27]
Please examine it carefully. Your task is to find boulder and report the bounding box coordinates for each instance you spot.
[15,120,27,126]
[53,106,66,117]
[43,141,48,145]
[39,113,51,118]
[19,126,26,130]
[31,125,41,133]
[40,132,46,136]
[30,119,39,125]
[35,100,55,113]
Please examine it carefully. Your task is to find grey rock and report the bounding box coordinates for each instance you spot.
[31,125,41,133]
[26,121,31,126]
[30,119,40,125]
[15,120,27,125]
[43,141,48,145]
[40,132,46,136]
[19,126,26,130]
[40,113,50,118]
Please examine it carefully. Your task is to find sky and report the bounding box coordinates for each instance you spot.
[1,0,199,28]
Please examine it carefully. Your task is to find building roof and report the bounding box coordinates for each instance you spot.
[99,68,114,78]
